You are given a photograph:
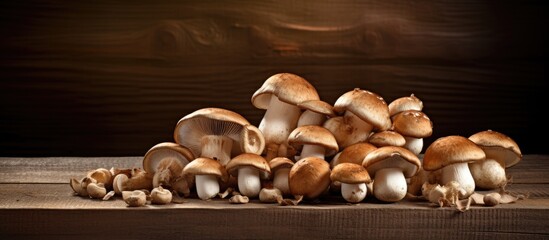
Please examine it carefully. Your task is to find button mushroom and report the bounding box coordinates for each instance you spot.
[330,163,371,203]
[226,153,271,198]
[468,130,522,189]
[251,73,320,161]
[388,94,423,117]
[368,130,406,148]
[288,125,338,160]
[296,100,335,127]
[423,136,486,198]
[174,108,265,166]
[182,157,228,200]
[269,157,294,195]
[362,146,420,202]
[391,110,433,155]
[289,157,331,199]
[143,142,194,196]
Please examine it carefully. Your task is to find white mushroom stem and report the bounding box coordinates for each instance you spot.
[237,167,261,198]
[201,135,233,166]
[441,162,475,198]
[259,96,301,148]
[341,111,373,148]
[300,144,326,159]
[403,136,423,156]
[469,159,507,189]
[273,168,290,195]
[195,175,220,200]
[341,182,367,203]
[373,168,407,202]
[298,110,325,127]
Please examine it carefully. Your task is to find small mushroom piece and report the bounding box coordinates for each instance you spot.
[229,194,250,204]
[87,183,107,199]
[330,163,371,203]
[483,192,502,206]
[391,110,433,155]
[122,190,147,207]
[388,94,423,117]
[468,130,522,189]
[226,153,271,198]
[269,157,294,195]
[423,136,486,198]
[297,100,335,127]
[259,188,283,203]
[70,178,88,197]
[289,157,331,199]
[368,131,406,148]
[112,168,153,195]
[86,168,113,190]
[288,125,339,160]
[151,186,173,205]
[183,157,228,200]
[143,142,195,193]
[362,146,421,202]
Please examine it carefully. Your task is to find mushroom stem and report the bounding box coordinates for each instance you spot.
[259,96,301,149]
[201,135,233,166]
[300,144,326,159]
[265,143,279,162]
[341,182,367,203]
[469,159,507,189]
[297,110,325,127]
[373,168,407,202]
[237,166,261,198]
[341,111,373,148]
[403,136,423,156]
[441,162,475,198]
[273,168,290,195]
[195,175,220,200]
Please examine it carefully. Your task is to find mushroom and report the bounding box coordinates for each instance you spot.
[143,142,194,195]
[288,157,331,199]
[226,153,271,198]
[368,131,406,148]
[259,188,283,203]
[229,194,250,204]
[251,73,320,161]
[388,94,423,117]
[182,157,228,200]
[297,100,335,127]
[468,130,522,189]
[87,183,107,199]
[122,190,147,207]
[150,186,173,205]
[362,146,420,202]
[391,110,433,155]
[423,136,486,198]
[287,125,338,160]
[327,88,391,149]
[73,168,113,199]
[70,178,89,197]
[330,163,371,203]
[174,108,265,166]
[269,157,294,195]
[112,168,153,195]
[330,142,377,167]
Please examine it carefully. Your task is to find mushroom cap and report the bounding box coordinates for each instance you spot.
[289,157,331,199]
[330,163,371,184]
[469,130,522,168]
[297,100,335,117]
[388,94,423,116]
[331,142,377,167]
[182,157,228,182]
[391,110,433,138]
[333,88,391,131]
[362,146,421,178]
[251,73,320,109]
[269,157,294,172]
[143,142,195,174]
[226,153,271,177]
[174,107,264,157]
[368,131,406,147]
[423,136,486,171]
[288,125,339,156]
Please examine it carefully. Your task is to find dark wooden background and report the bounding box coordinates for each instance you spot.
[0,0,546,156]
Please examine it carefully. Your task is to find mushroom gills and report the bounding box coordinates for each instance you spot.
[195,175,220,200]
[341,182,367,203]
[373,168,407,202]
[201,135,233,166]
[273,168,290,195]
[441,162,475,198]
[237,166,261,197]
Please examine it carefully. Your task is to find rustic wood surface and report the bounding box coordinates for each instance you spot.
[0,1,546,156]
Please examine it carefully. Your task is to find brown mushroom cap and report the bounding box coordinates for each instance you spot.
[251,73,320,109]
[288,125,339,156]
[331,142,377,167]
[289,157,331,199]
[469,130,522,168]
[269,157,294,172]
[391,110,433,138]
[182,157,228,182]
[226,153,271,177]
[333,88,391,131]
[362,146,421,178]
[388,94,423,116]
[330,163,371,184]
[143,142,195,174]
[368,131,406,147]
[423,136,486,171]
[297,100,335,117]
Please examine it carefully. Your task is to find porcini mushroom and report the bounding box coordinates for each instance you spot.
[174,108,265,166]
[391,110,433,155]
[182,157,228,200]
[388,94,423,117]
[330,142,377,167]
[226,153,271,198]
[143,142,194,195]
[269,157,294,195]
[368,131,406,148]
[288,157,331,199]
[423,136,486,198]
[468,130,522,189]
[297,100,335,127]
[330,163,371,203]
[362,146,420,202]
[251,73,320,160]
[287,125,338,160]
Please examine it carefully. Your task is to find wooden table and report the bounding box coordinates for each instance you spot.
[1,155,548,239]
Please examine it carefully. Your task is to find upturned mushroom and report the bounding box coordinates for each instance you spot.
[423,136,486,198]
[288,157,331,199]
[368,131,406,148]
[269,157,294,195]
[182,157,228,200]
[468,130,522,189]
[287,125,338,160]
[362,146,421,202]
[326,88,391,149]
[388,94,423,117]
[251,73,320,160]
[174,108,265,166]
[391,110,433,155]
[330,163,371,203]
[297,100,335,127]
[226,153,271,198]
